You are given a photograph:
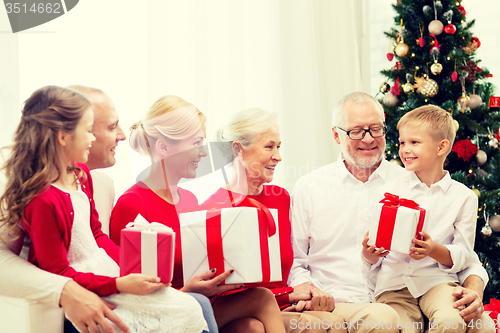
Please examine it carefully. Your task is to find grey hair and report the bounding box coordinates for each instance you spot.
[331,92,384,128]
[216,108,278,156]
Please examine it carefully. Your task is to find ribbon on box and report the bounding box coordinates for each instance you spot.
[376,193,426,250]
[484,298,500,332]
[199,195,276,284]
[125,214,174,277]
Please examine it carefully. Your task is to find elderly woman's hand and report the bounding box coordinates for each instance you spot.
[181,268,242,297]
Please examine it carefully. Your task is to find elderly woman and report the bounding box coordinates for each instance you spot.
[204,108,346,333]
[110,96,286,333]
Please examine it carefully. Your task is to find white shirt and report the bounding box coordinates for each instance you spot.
[368,171,478,298]
[289,156,488,304]
[90,169,115,236]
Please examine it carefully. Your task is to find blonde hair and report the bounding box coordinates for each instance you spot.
[129,95,205,156]
[397,105,456,151]
[217,108,278,156]
[332,92,384,128]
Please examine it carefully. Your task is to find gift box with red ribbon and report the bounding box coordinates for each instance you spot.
[484,298,500,333]
[120,214,176,283]
[179,197,281,285]
[368,192,427,254]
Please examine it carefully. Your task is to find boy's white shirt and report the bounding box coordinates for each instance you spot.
[366,171,480,298]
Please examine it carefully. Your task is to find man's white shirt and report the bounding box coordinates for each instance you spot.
[289,156,488,304]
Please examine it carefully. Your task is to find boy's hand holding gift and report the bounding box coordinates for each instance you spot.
[409,231,436,260]
[367,192,427,255]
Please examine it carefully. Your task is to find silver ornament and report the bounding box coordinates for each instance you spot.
[489,215,500,232]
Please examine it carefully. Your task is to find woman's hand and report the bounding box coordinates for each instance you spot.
[116,274,170,295]
[181,268,242,297]
[362,231,389,264]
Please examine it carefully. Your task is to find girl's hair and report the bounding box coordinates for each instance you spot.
[0,85,91,237]
[216,108,278,157]
[129,95,205,157]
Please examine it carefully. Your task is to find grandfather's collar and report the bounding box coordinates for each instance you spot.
[337,153,389,183]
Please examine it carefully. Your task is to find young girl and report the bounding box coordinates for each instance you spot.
[0,86,207,333]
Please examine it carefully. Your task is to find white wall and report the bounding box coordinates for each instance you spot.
[1,0,371,201]
[5,1,496,202]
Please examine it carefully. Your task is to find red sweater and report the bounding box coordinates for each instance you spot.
[203,185,294,309]
[110,183,199,289]
[22,163,120,296]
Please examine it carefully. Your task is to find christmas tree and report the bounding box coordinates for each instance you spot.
[378,0,500,302]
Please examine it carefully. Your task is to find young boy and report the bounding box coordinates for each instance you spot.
[362,105,489,333]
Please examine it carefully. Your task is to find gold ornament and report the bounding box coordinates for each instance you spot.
[431,62,443,75]
[457,95,469,113]
[389,159,403,167]
[453,119,459,132]
[402,82,414,94]
[395,42,410,57]
[414,77,439,97]
[379,82,390,93]
[471,188,481,197]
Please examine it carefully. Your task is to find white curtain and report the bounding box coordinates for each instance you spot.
[146,0,369,197]
[0,0,370,198]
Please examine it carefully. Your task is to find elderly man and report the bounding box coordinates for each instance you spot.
[289,92,490,332]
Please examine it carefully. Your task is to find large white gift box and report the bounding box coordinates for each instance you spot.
[368,192,427,254]
[179,206,281,285]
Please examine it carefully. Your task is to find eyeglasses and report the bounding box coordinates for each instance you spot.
[336,126,387,140]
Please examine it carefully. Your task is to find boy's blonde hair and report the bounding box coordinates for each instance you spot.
[397,105,455,154]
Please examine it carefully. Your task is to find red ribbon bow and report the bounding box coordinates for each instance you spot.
[484,298,500,330]
[379,192,420,210]
[375,193,426,251]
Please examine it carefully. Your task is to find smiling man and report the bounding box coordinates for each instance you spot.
[70,86,126,171]
[288,92,490,333]
[69,86,126,234]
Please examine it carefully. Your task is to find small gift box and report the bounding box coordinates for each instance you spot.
[368,192,427,254]
[179,199,281,285]
[120,214,175,283]
[484,298,500,333]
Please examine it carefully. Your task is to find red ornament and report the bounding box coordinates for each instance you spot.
[393,62,403,70]
[387,53,394,61]
[444,24,456,34]
[452,72,458,82]
[452,139,478,162]
[457,5,466,16]
[477,66,493,78]
[419,37,424,47]
[495,129,500,142]
[472,37,481,48]
[391,76,401,96]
